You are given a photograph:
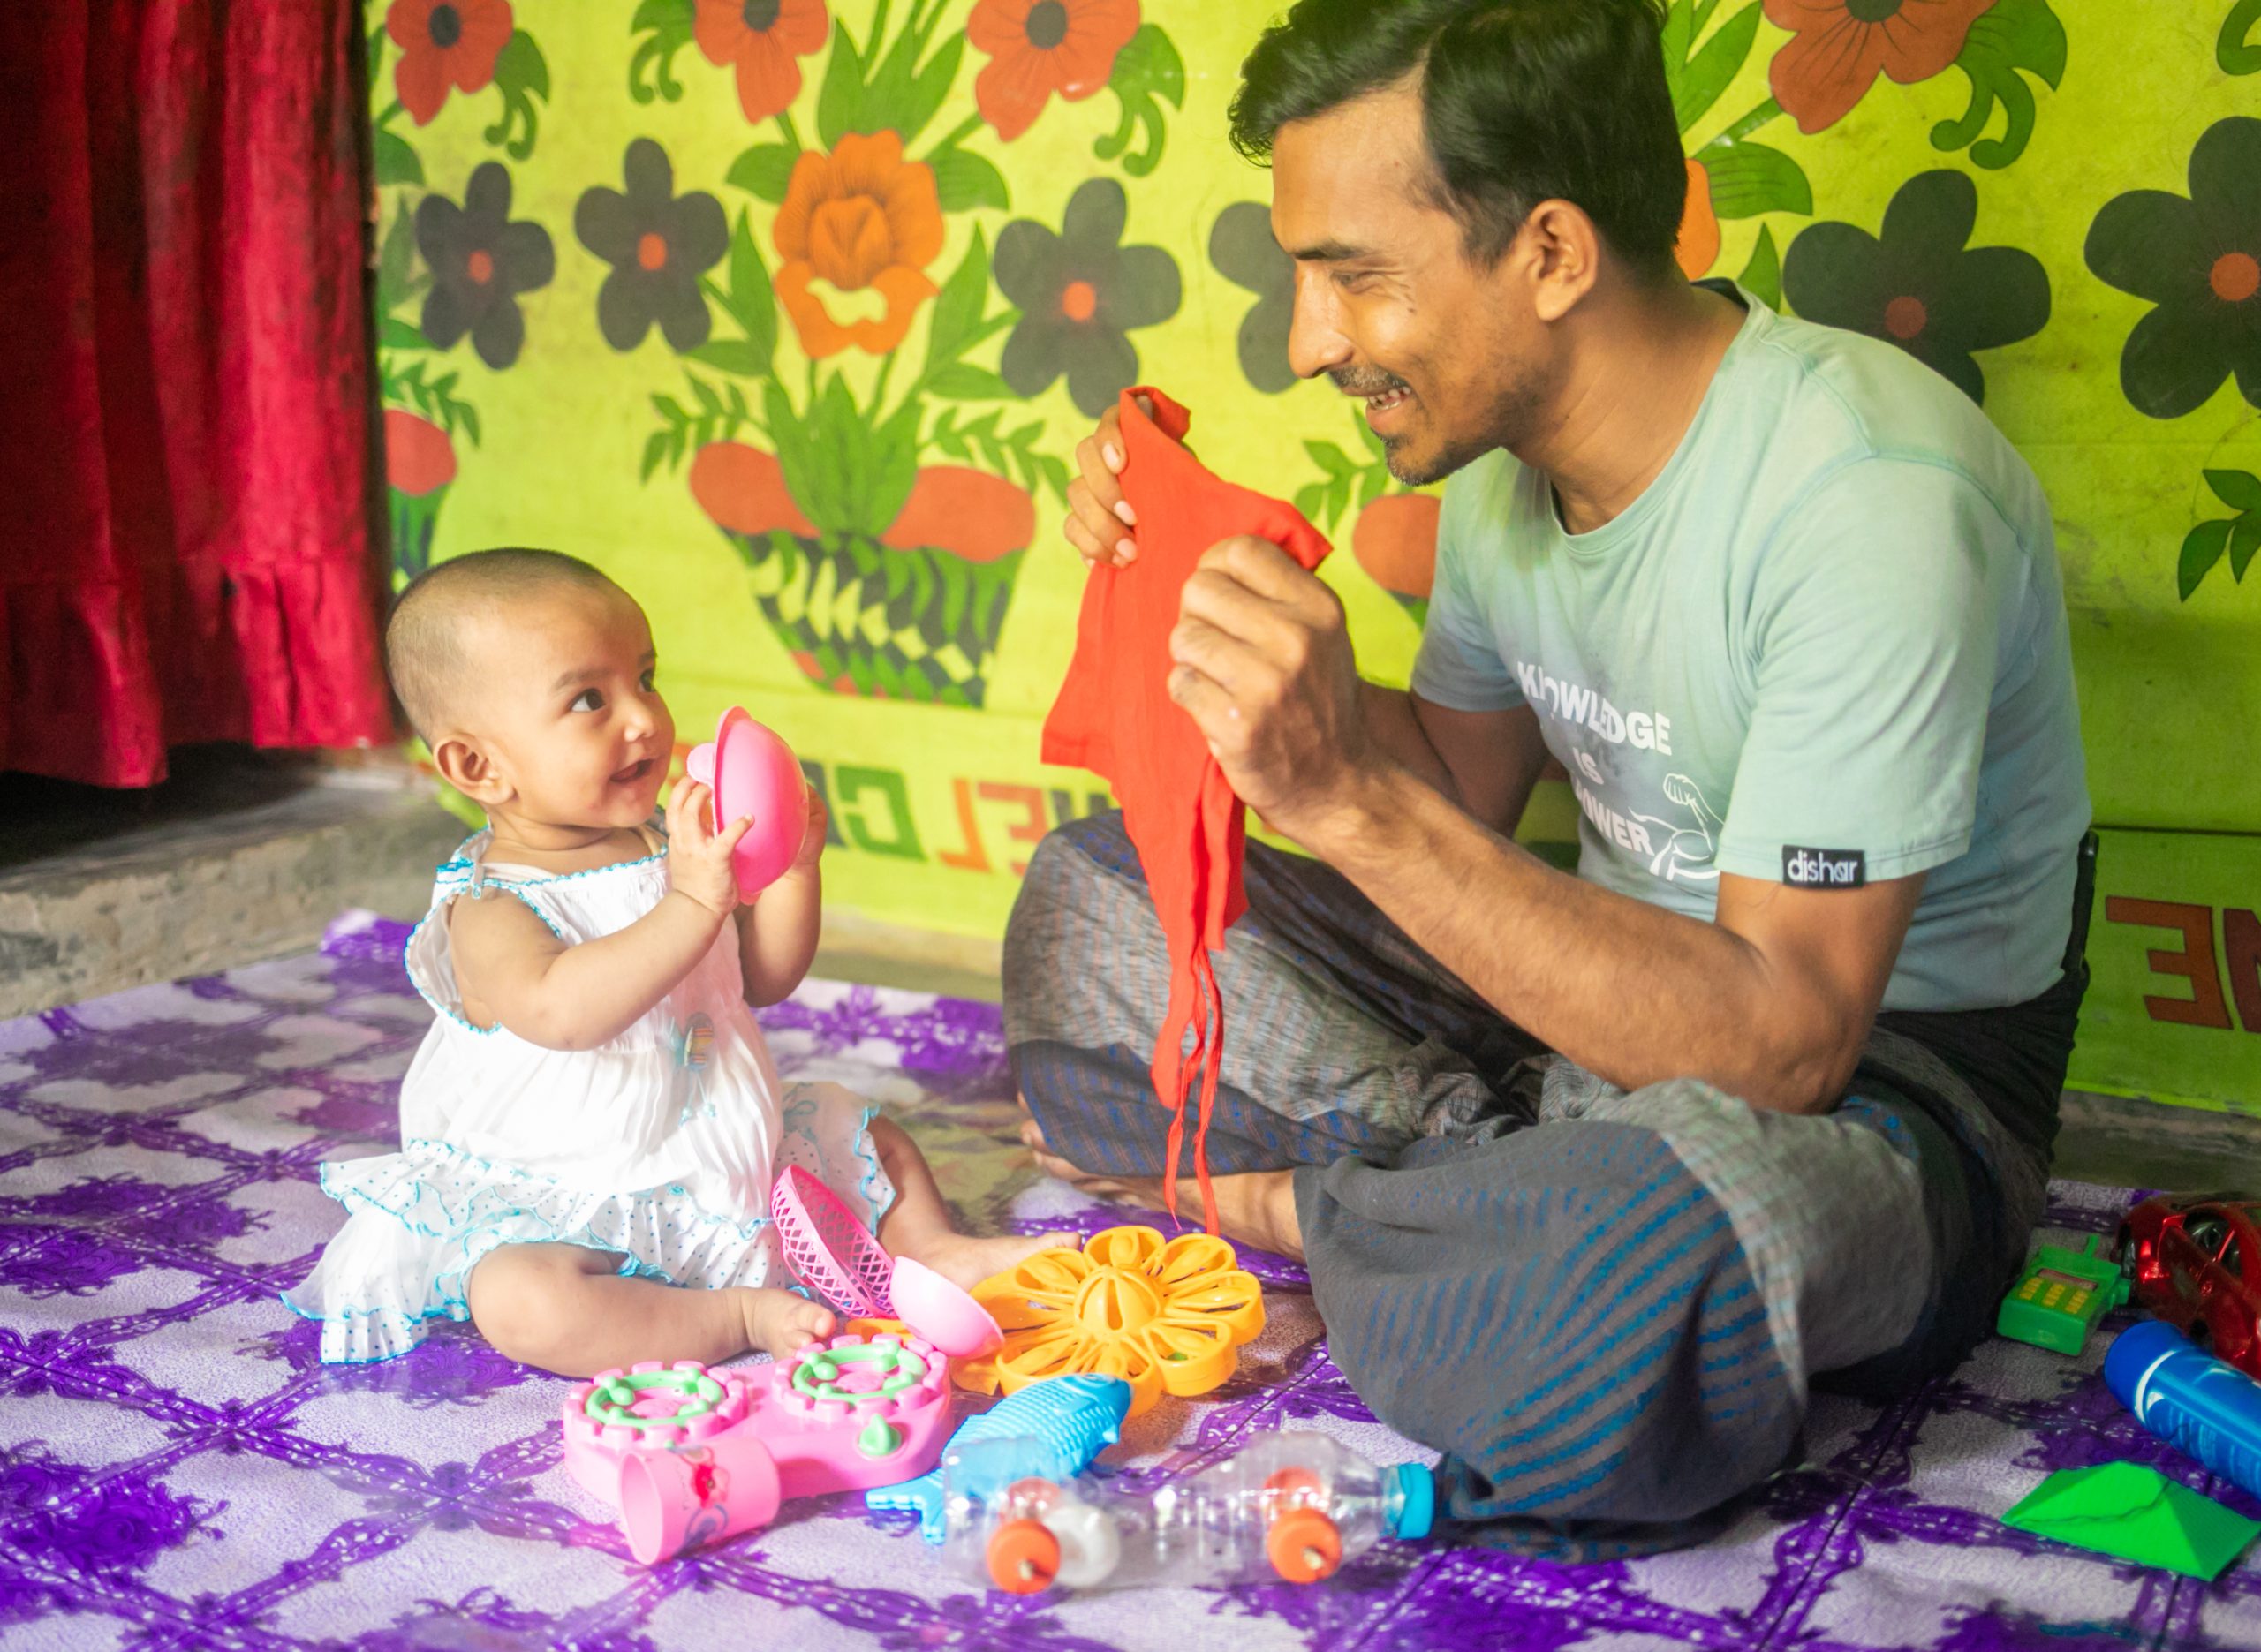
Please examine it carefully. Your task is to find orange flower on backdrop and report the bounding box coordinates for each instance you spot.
[1676,157,1720,279]
[968,0,1140,142]
[773,132,945,358]
[387,0,515,126]
[694,0,830,125]
[1764,0,1995,136]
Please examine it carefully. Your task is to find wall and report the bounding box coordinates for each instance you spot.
[369,0,2261,1111]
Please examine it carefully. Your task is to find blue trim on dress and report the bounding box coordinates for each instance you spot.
[851,1105,897,1230]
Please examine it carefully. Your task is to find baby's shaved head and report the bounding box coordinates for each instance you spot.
[386,548,623,740]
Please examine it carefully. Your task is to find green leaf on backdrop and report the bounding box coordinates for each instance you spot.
[2232,518,2261,583]
[816,21,868,149]
[1095,25,1183,177]
[2178,517,2234,600]
[1932,0,2065,170]
[923,230,992,379]
[2204,469,2261,514]
[2219,0,2261,74]
[930,147,1009,212]
[1702,141,1812,219]
[374,128,423,188]
[765,379,828,528]
[629,0,695,105]
[380,317,430,351]
[727,144,799,204]
[485,30,549,161]
[377,205,417,313]
[863,27,963,146]
[1739,223,1782,310]
[927,364,1010,400]
[1663,1,1761,134]
[705,210,780,376]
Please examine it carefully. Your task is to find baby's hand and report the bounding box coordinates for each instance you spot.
[666,775,753,919]
[790,788,828,873]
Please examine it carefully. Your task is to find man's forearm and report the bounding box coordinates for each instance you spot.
[1299,770,1855,1112]
[1357,681,1459,802]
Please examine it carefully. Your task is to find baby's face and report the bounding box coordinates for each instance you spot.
[461,584,675,831]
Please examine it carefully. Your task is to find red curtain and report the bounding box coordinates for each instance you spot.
[0,0,390,788]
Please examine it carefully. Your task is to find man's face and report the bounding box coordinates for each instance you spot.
[1272,79,1545,486]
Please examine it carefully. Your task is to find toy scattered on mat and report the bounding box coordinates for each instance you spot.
[2105,1319,2261,1501]
[684,707,810,899]
[1996,1235,2129,1354]
[2114,1191,2261,1380]
[866,1373,1134,1543]
[771,1165,1003,1358]
[955,1226,1264,1416]
[941,1430,1434,1595]
[563,1336,962,1560]
[2002,1461,2258,1580]
[562,1362,775,1565]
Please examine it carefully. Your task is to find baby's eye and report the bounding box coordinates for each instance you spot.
[570,688,606,713]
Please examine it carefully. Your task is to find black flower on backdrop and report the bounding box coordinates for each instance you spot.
[1782,169,2049,406]
[995,177,1181,418]
[1210,201,1296,394]
[415,162,555,369]
[575,139,730,352]
[2085,116,2261,419]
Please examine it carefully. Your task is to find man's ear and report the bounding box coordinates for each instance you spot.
[431,733,512,808]
[1520,199,1603,323]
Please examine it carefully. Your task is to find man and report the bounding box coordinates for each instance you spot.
[1008,0,2091,1554]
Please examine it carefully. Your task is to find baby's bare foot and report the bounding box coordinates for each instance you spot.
[739,1287,836,1360]
[908,1229,1078,1294]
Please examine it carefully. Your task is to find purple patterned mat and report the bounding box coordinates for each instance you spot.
[3,914,2257,1650]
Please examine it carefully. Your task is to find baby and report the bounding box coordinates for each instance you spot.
[286,548,1061,1375]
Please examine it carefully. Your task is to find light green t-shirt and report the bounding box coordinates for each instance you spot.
[1410,289,2090,1013]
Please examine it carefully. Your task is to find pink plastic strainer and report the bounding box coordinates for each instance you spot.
[771,1165,896,1317]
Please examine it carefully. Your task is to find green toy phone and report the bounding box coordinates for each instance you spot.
[1996,1235,2130,1355]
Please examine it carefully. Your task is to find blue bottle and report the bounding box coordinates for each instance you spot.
[2103,1320,2261,1501]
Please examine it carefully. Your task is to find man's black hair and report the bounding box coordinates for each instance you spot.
[1229,0,1687,275]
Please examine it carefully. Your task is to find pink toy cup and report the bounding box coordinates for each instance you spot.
[684,708,809,899]
[617,1429,783,1565]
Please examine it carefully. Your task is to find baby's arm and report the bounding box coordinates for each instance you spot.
[737,789,827,1007]
[451,780,750,1050]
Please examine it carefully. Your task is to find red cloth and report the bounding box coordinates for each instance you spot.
[1042,388,1331,1231]
[0,0,389,787]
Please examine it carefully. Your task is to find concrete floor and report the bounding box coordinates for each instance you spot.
[2,746,2252,1191]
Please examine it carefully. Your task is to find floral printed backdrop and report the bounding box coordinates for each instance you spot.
[368,0,2261,1110]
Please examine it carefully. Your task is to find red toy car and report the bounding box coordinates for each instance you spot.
[2114,1192,2261,1378]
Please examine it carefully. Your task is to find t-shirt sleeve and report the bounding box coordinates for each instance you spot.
[1714,456,2024,886]
[1408,466,1527,713]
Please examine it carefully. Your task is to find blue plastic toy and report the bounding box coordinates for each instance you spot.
[866,1373,1133,1543]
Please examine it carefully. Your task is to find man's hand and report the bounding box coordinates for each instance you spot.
[1168,535,1379,842]
[664,775,752,918]
[1062,394,1153,570]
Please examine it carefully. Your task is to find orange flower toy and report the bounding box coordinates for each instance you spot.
[956,1227,1265,1417]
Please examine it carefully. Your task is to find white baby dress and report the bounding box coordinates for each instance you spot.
[285,830,894,1362]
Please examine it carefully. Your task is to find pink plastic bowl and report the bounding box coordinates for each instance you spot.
[684,708,807,899]
[889,1256,1003,1360]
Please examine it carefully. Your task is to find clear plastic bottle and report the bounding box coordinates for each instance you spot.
[939,1430,1435,1595]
